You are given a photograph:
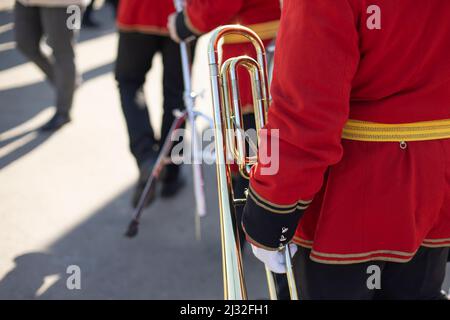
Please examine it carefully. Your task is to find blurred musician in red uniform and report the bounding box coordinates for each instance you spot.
[115,0,195,207]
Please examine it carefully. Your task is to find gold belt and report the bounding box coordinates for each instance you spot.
[223,20,279,44]
[342,119,450,142]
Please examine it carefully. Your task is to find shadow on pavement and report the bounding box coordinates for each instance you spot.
[78,5,117,44]
[0,129,55,170]
[0,61,114,169]
[0,253,65,300]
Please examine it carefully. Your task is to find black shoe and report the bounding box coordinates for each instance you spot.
[132,157,157,208]
[161,174,185,198]
[41,113,71,132]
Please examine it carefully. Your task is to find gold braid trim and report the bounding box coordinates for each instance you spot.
[291,236,450,264]
[342,119,450,142]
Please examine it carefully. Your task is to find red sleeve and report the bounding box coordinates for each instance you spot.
[242,0,360,249]
[185,0,244,34]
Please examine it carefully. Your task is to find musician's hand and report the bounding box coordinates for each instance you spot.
[167,13,180,43]
[251,243,297,274]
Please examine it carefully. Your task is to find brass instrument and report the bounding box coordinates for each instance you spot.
[208,25,299,300]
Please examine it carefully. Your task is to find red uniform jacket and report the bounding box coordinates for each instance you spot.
[176,0,281,111]
[183,0,280,35]
[117,0,175,35]
[242,0,450,263]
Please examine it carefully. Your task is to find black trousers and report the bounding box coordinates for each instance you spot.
[294,246,449,300]
[115,31,195,178]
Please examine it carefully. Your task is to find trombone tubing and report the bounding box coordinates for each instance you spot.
[208,25,299,300]
[208,25,269,300]
[221,56,266,178]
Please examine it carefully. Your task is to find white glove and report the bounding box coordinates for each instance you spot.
[251,243,298,274]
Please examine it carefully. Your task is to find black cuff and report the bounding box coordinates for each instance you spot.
[242,187,308,250]
[176,11,196,41]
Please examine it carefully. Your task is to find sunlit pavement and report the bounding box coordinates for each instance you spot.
[0,5,449,300]
[0,5,267,299]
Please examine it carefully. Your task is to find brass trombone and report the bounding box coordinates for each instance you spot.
[208,25,298,300]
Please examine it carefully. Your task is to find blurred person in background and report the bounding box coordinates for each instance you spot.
[82,0,118,27]
[14,0,91,131]
[82,0,98,28]
[115,0,195,208]
[106,0,118,14]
